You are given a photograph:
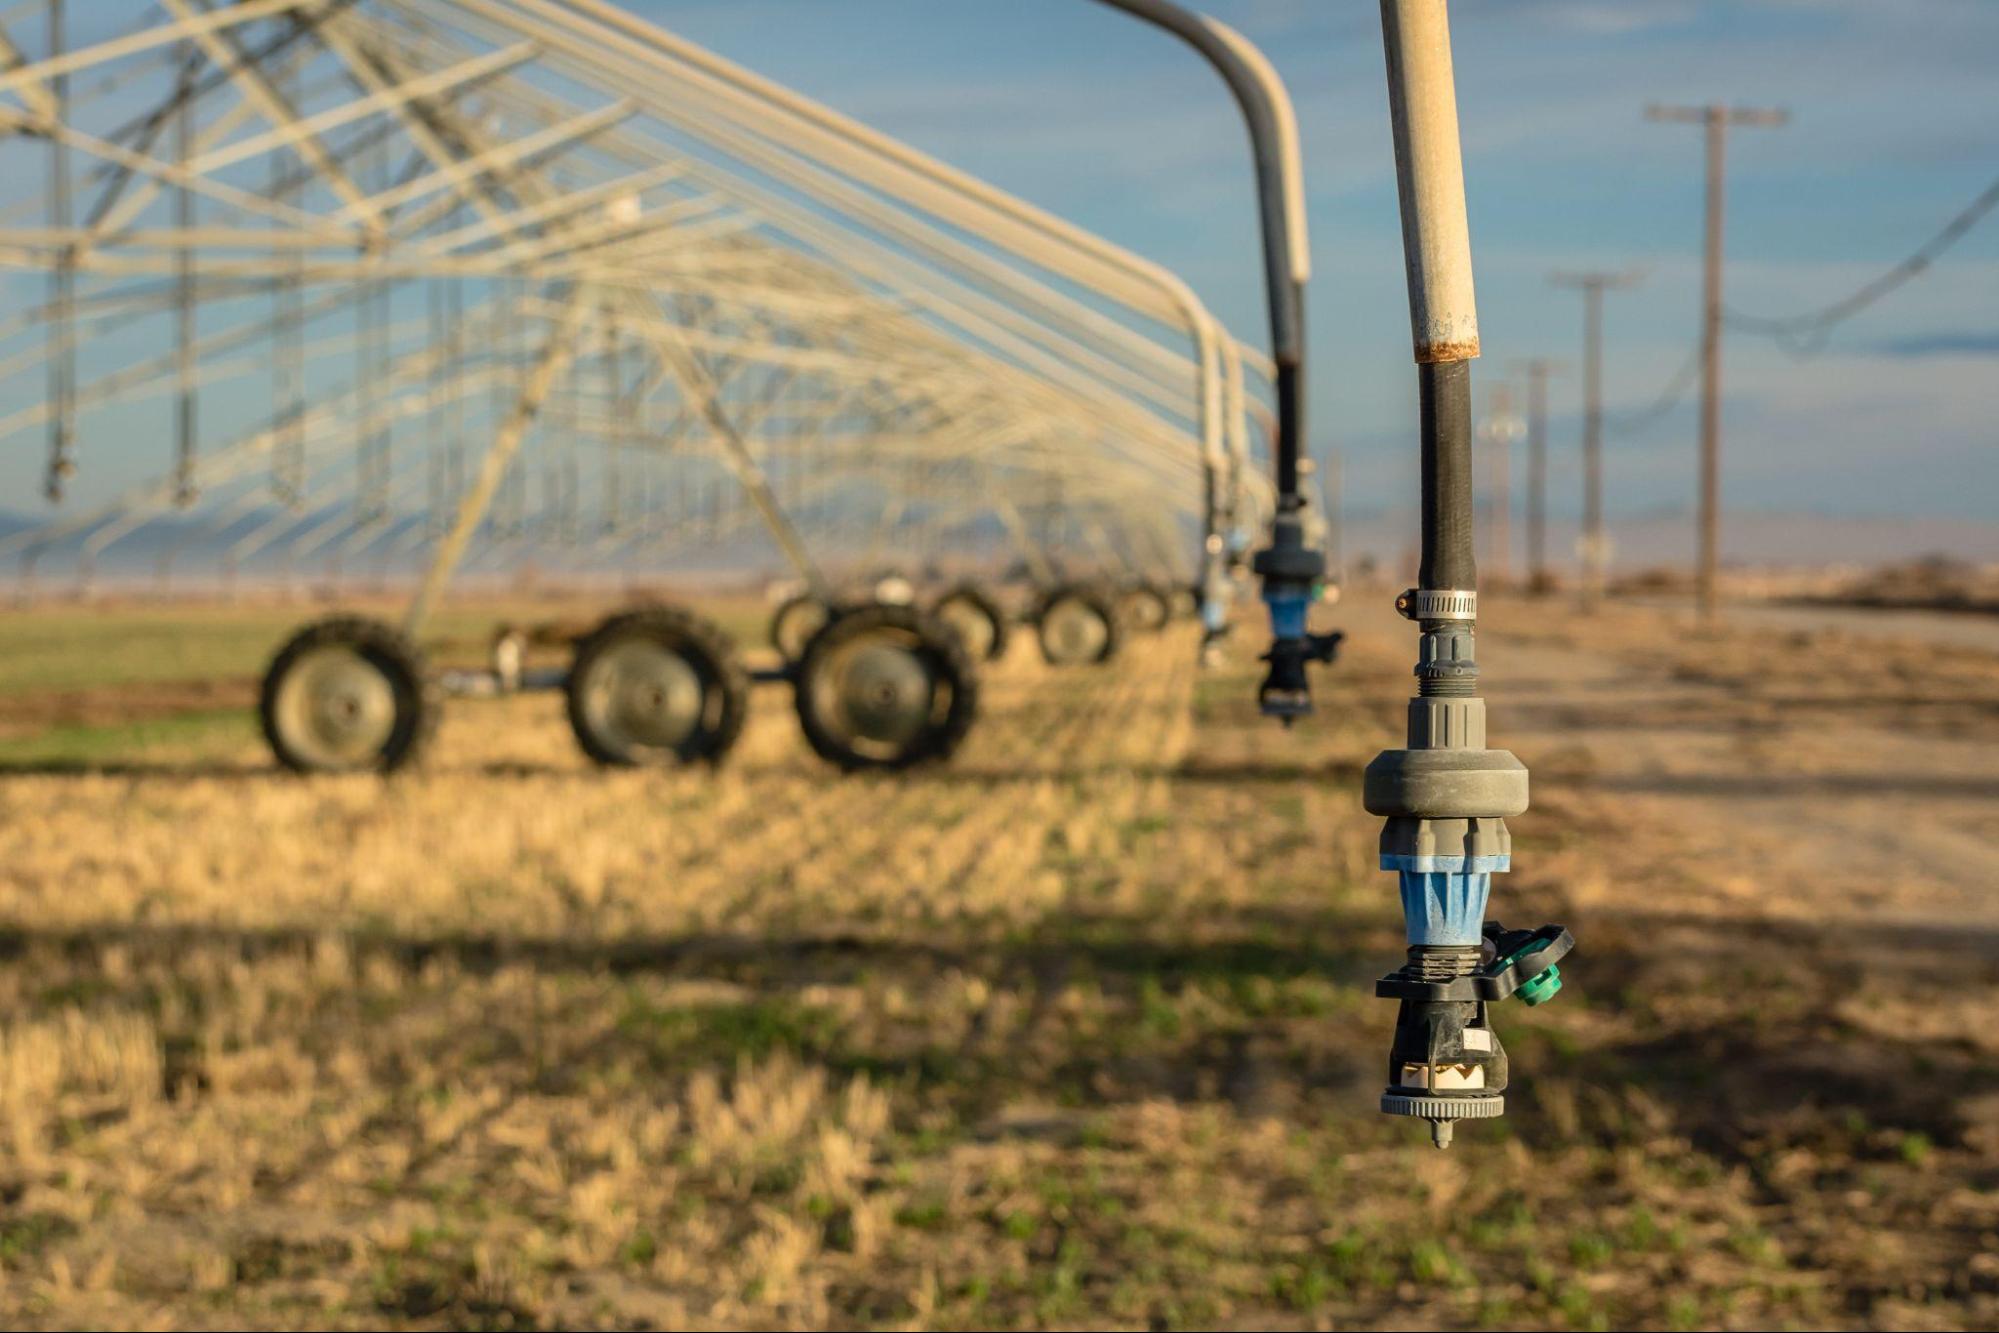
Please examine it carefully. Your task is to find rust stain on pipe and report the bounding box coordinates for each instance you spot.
[1416,335,1480,364]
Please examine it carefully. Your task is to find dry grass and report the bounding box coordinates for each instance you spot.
[0,597,1993,1329]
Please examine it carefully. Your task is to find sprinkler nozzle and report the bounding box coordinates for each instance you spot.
[1365,591,1574,1147]
[1253,510,1331,721]
[1197,568,1236,669]
[1257,629,1343,723]
[1226,524,1254,575]
[1373,921,1573,1147]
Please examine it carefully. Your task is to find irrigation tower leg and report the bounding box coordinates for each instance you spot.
[404,294,589,637]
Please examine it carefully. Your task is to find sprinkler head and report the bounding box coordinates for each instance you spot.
[1226,525,1254,575]
[1258,634,1313,722]
[1252,512,1332,721]
[1373,922,1573,1147]
[1256,630,1343,724]
[1364,584,1566,1148]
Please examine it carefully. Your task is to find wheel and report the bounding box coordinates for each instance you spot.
[794,604,977,771]
[1034,583,1121,667]
[769,593,835,664]
[1121,583,1171,633]
[260,615,435,774]
[566,606,749,767]
[929,581,1010,663]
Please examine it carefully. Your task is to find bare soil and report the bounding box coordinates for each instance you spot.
[0,678,255,741]
[0,593,1991,1330]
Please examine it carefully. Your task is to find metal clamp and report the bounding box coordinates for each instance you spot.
[1396,588,1478,622]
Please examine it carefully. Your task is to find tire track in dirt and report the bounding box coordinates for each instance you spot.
[894,637,1199,923]
[719,631,1197,931]
[618,641,1136,930]
[727,644,1146,923]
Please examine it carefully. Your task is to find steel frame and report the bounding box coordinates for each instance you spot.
[0,0,1276,626]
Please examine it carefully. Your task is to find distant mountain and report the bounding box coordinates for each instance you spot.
[2,505,1995,593]
[1332,507,1999,579]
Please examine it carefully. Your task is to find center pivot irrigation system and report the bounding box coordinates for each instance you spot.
[0,0,1320,773]
[1093,0,1574,1148]
[0,0,1564,1145]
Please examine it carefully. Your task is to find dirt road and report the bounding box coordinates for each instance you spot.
[1446,595,1999,933]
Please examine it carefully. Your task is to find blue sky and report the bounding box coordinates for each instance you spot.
[634,0,1999,524]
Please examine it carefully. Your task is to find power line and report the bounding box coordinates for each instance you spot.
[1600,174,1999,435]
[1605,342,1700,437]
[1726,172,1999,355]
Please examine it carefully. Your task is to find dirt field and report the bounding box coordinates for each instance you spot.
[0,592,1994,1330]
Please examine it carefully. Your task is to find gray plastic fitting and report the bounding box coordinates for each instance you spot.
[1363,747,1528,820]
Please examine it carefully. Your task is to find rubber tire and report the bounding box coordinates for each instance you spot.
[794,603,978,772]
[929,580,1010,663]
[260,614,436,775]
[566,605,750,767]
[1122,583,1172,633]
[769,593,837,664]
[1033,582,1123,667]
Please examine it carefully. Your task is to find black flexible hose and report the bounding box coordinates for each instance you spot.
[1275,322,1305,504]
[1418,360,1476,592]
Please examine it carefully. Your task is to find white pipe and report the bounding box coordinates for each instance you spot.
[1380,0,1479,363]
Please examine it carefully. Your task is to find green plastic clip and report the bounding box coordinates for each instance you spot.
[1499,938,1563,1006]
[1517,964,1562,1006]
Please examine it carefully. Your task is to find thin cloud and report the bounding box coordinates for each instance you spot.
[1872,330,1999,358]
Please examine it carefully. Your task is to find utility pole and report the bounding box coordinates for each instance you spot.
[1510,358,1562,595]
[1325,441,1344,588]
[1646,102,1787,619]
[1548,269,1641,611]
[1476,381,1520,586]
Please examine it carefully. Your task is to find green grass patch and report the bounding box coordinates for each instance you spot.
[0,1213,77,1266]
[0,706,253,770]
[616,993,840,1065]
[0,596,771,697]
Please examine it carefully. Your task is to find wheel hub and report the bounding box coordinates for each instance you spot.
[278,647,396,766]
[1043,598,1108,663]
[832,640,934,744]
[936,599,995,659]
[589,640,704,749]
[1126,591,1167,631]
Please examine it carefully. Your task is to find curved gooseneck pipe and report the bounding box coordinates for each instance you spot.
[1090,0,1329,704]
[1088,0,1310,506]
